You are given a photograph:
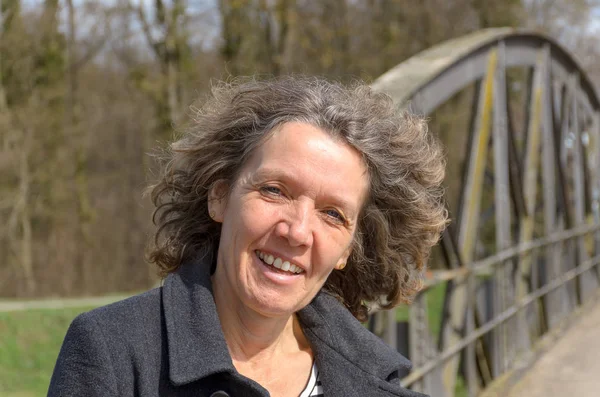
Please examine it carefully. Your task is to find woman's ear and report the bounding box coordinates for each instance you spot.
[335,246,353,270]
[208,180,229,223]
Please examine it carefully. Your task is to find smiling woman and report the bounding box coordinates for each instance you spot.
[48,77,448,397]
[210,122,368,322]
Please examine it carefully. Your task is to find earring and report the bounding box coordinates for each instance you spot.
[209,210,216,219]
[337,263,346,270]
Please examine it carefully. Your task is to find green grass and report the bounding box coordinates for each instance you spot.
[0,307,94,397]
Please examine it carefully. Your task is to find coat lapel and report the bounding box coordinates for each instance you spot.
[162,262,236,386]
[298,292,427,397]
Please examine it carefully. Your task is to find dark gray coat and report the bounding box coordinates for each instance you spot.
[48,262,426,397]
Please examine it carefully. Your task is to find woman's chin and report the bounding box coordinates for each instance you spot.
[243,288,306,319]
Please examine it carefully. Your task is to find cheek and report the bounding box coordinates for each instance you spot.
[236,200,280,241]
[314,230,353,267]
[323,223,354,250]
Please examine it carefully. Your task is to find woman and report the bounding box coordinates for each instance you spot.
[48,77,447,397]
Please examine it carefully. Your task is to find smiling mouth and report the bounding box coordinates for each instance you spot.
[255,250,304,274]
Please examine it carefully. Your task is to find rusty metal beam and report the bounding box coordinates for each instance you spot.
[514,48,549,354]
[439,48,497,396]
[539,45,565,328]
[570,74,596,301]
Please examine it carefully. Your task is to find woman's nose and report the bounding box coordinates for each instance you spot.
[276,204,313,247]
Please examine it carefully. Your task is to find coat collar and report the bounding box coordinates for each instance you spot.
[162,260,422,397]
[162,260,236,385]
[297,295,419,397]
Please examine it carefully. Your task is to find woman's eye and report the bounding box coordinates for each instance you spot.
[325,209,345,223]
[261,186,282,195]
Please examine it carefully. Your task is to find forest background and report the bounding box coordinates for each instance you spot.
[1,0,600,299]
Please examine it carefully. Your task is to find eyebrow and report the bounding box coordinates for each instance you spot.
[250,167,362,218]
[250,168,287,183]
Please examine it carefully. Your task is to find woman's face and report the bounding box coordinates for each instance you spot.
[210,122,369,318]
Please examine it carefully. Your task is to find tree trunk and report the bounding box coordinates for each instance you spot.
[18,127,35,295]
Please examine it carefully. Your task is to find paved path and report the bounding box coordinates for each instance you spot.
[507,300,600,397]
[0,295,131,312]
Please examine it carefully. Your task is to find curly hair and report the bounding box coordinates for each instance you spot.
[148,76,447,321]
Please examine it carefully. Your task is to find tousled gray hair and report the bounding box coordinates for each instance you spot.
[148,76,447,321]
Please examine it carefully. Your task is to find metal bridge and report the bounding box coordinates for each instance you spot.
[369,28,600,397]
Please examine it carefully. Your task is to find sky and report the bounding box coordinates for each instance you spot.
[19,0,221,55]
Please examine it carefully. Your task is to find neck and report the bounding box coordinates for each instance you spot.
[212,280,307,364]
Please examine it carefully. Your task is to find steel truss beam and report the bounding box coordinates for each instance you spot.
[370,28,600,397]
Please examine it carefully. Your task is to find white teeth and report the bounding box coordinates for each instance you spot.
[256,250,303,274]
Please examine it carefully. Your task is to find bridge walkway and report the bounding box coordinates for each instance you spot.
[505,299,600,397]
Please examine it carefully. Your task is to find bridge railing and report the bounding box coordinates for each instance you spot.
[369,28,600,397]
[399,224,599,395]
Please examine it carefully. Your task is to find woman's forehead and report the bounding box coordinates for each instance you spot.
[239,122,369,210]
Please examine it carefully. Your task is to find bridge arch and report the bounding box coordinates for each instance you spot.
[370,28,600,397]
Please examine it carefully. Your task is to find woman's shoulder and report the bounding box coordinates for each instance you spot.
[84,287,163,320]
[299,292,412,377]
[299,293,425,397]
[49,288,168,395]
[69,287,165,348]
